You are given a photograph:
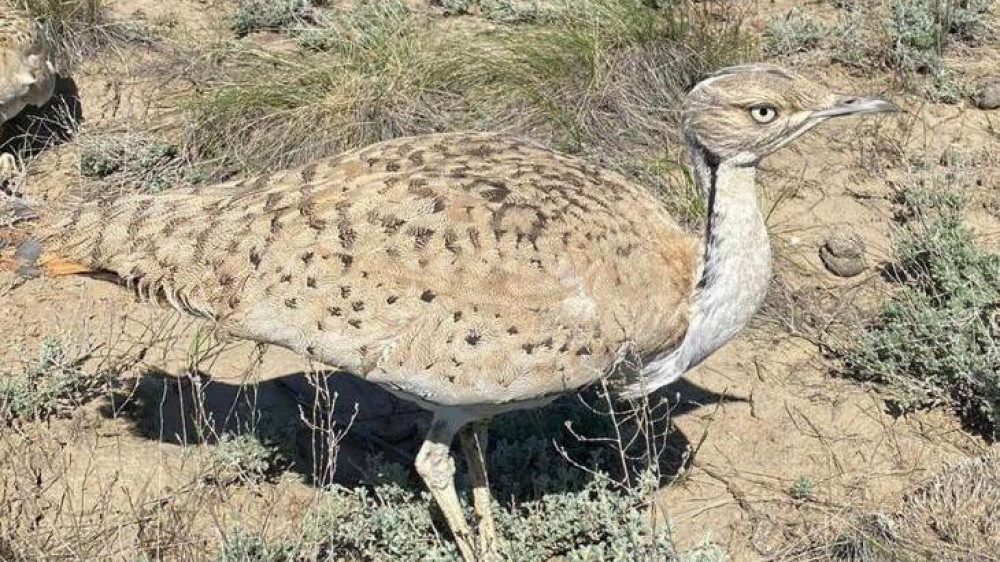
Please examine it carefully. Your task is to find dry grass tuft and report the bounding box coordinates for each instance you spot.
[12,0,155,70]
[76,130,209,195]
[786,449,1000,562]
[179,0,749,225]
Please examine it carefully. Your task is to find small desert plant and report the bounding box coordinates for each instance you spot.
[764,8,824,56]
[299,463,679,561]
[230,0,318,38]
[0,337,107,421]
[845,182,1000,439]
[436,0,555,23]
[209,411,299,484]
[832,0,994,101]
[211,433,283,484]
[788,476,814,500]
[215,530,297,562]
[77,131,206,193]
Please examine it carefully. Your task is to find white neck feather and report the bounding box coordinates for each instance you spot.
[627,144,772,396]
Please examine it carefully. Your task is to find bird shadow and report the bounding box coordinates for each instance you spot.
[0,75,83,175]
[99,368,743,502]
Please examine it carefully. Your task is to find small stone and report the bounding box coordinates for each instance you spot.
[971,76,1000,110]
[820,230,867,277]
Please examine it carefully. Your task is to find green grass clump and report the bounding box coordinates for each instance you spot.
[181,0,749,225]
[0,338,107,421]
[764,8,824,56]
[788,476,814,500]
[845,183,1000,440]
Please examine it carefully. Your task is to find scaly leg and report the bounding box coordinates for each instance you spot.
[459,421,497,557]
[0,153,18,182]
[416,415,476,562]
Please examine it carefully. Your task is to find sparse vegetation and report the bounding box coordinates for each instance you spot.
[846,182,1000,439]
[210,411,298,485]
[230,0,317,37]
[283,391,700,561]
[204,391,718,562]
[765,9,824,56]
[795,450,1000,561]
[14,0,154,68]
[301,468,678,562]
[211,433,282,484]
[789,476,815,500]
[78,132,206,193]
[183,0,749,225]
[214,530,297,562]
[0,338,107,421]
[435,0,555,23]
[831,0,995,101]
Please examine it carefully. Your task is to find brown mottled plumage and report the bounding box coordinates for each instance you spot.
[33,132,699,408]
[3,64,898,561]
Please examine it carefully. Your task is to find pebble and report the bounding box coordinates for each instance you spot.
[971,76,1000,110]
[819,230,867,277]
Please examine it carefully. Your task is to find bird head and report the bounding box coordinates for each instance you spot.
[683,64,898,166]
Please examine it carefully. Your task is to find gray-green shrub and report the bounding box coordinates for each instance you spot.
[0,338,108,421]
[846,183,1000,439]
[214,530,297,562]
[764,9,824,56]
[832,0,994,101]
[300,465,682,561]
[78,132,207,193]
[231,0,316,37]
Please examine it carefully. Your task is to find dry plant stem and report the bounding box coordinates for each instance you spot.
[459,420,498,557]
[416,416,476,562]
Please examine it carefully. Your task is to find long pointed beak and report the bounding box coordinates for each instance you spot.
[811,95,899,118]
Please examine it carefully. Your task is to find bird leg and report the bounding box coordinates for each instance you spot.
[459,421,497,557]
[0,153,19,183]
[416,416,476,562]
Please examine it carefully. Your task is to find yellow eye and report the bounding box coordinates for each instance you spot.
[749,105,779,124]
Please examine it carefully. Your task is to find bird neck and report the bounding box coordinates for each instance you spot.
[633,141,771,395]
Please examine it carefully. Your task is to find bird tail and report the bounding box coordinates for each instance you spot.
[0,195,92,278]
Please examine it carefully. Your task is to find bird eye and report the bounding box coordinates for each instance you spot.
[749,105,779,124]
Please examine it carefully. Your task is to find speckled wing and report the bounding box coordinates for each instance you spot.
[35,133,700,409]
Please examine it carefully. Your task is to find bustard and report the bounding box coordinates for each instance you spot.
[0,64,896,560]
[0,4,56,179]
